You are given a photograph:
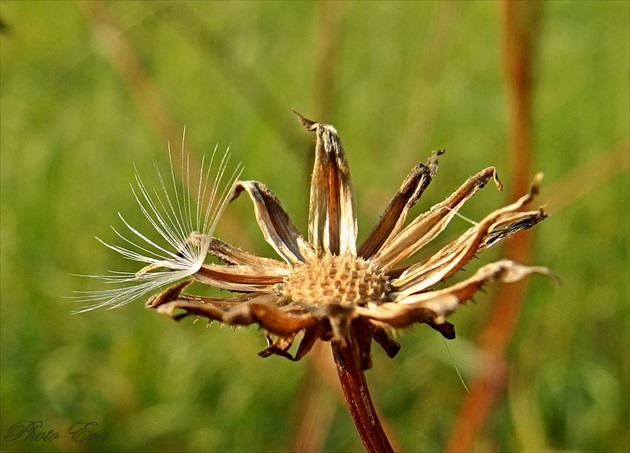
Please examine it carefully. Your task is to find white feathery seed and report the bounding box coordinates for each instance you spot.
[75,136,242,312]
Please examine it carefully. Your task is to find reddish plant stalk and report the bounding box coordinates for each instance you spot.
[333,338,394,453]
[446,1,540,451]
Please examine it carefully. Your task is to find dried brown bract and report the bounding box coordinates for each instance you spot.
[146,112,551,370]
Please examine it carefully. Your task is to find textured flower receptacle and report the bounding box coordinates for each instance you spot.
[281,254,391,308]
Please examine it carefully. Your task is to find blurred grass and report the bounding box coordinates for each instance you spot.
[1,1,628,452]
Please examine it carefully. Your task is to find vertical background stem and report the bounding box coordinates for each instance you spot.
[78,0,252,250]
[446,1,540,451]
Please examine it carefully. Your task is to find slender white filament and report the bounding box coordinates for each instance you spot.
[75,139,242,312]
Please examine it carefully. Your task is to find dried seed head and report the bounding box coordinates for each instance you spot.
[281,254,391,307]
[100,113,550,369]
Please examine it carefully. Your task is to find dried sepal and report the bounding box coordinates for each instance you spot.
[295,112,357,256]
[372,166,503,270]
[194,263,285,292]
[358,150,441,259]
[146,279,193,308]
[155,295,317,337]
[393,173,546,294]
[259,324,324,362]
[258,333,297,360]
[208,237,292,274]
[371,326,402,359]
[232,180,316,265]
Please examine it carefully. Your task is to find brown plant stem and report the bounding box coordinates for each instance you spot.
[333,338,395,453]
[446,1,540,451]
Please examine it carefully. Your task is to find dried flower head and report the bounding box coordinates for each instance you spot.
[141,113,551,370]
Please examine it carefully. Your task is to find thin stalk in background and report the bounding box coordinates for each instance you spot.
[446,1,540,450]
[399,1,460,174]
[145,1,305,154]
[78,0,251,249]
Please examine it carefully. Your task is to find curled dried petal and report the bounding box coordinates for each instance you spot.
[232,180,316,265]
[400,259,552,318]
[194,263,285,292]
[373,167,502,269]
[208,237,291,274]
[248,303,317,336]
[295,111,357,256]
[358,151,441,259]
[154,292,316,337]
[393,174,545,295]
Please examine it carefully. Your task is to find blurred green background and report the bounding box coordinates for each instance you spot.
[1,1,628,452]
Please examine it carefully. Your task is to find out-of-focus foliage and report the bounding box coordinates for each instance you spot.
[1,2,628,452]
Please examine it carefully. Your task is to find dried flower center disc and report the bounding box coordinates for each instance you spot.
[281,254,391,307]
